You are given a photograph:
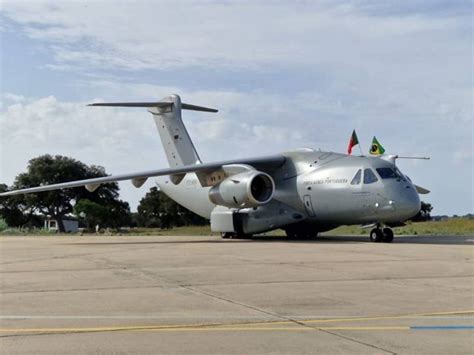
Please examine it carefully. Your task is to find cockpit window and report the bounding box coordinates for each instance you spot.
[376,168,399,179]
[363,168,378,184]
[394,167,406,180]
[351,169,362,185]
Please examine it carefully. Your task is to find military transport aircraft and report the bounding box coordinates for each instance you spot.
[0,95,430,242]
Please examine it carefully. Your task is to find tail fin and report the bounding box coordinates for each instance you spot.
[89,94,217,167]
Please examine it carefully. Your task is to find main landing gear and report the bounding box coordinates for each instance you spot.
[369,227,394,243]
[221,232,252,239]
[285,230,318,239]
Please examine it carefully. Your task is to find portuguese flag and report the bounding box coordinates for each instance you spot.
[347,130,359,155]
[369,136,386,155]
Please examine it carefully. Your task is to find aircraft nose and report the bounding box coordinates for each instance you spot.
[398,186,421,219]
[382,184,420,220]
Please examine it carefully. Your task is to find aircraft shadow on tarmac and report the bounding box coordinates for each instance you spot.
[248,235,473,245]
[68,235,473,246]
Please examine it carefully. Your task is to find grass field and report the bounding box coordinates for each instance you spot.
[110,218,474,236]
[1,218,472,237]
[323,218,474,236]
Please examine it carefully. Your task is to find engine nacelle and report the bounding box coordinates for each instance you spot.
[208,171,275,208]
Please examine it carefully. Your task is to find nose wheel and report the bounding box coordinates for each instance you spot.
[370,227,394,243]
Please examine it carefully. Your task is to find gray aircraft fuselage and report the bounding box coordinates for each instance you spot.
[158,149,421,233]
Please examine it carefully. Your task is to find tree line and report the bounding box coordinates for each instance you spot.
[0,155,206,232]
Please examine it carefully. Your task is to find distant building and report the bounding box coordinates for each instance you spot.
[44,217,79,233]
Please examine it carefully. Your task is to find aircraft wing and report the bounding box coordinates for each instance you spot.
[0,155,286,197]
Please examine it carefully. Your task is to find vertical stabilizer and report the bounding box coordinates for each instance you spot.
[88,94,217,168]
[148,94,201,167]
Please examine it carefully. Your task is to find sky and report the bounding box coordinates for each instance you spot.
[0,0,472,215]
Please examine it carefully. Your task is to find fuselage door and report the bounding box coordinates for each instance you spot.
[303,194,316,217]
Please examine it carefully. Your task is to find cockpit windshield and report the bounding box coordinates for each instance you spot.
[376,168,399,179]
[351,169,362,185]
[394,167,406,180]
[363,169,378,184]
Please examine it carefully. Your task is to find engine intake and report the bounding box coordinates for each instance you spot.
[209,171,275,208]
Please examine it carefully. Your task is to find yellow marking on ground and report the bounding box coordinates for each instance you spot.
[138,326,410,332]
[0,326,410,333]
[303,310,474,325]
[0,310,471,334]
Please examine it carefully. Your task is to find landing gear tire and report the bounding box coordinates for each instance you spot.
[369,228,383,243]
[382,228,394,243]
[221,232,234,239]
[286,230,318,240]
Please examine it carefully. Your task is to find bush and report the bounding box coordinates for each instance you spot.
[0,218,8,232]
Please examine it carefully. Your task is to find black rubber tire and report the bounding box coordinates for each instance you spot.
[286,230,317,240]
[221,232,234,239]
[382,228,394,243]
[369,228,383,242]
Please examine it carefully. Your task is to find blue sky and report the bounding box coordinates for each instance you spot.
[0,1,472,215]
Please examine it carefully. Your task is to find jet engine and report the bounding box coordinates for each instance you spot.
[209,171,275,208]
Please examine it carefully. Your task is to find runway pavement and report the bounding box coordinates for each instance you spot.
[0,234,473,354]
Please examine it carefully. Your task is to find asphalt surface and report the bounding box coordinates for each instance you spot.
[0,234,473,354]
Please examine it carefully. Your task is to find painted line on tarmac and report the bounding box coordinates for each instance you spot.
[3,326,474,333]
[4,309,470,322]
[0,326,411,333]
[303,309,474,325]
[1,310,473,334]
[1,315,472,320]
[411,326,474,330]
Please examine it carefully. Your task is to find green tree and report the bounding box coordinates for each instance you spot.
[410,201,433,222]
[73,199,108,231]
[137,187,207,228]
[0,183,42,228]
[7,155,130,232]
[136,187,162,227]
[0,217,8,232]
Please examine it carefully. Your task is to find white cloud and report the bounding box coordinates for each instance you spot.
[0,1,472,215]
[0,90,320,209]
[3,93,26,103]
[1,1,467,71]
[1,85,472,214]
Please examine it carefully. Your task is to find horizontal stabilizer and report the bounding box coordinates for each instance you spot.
[88,101,218,112]
[181,103,218,112]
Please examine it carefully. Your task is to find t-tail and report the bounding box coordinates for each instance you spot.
[88,94,217,168]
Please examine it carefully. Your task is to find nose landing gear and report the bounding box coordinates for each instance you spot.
[370,226,394,243]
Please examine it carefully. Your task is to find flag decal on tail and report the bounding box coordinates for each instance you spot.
[369,136,385,155]
[347,130,359,155]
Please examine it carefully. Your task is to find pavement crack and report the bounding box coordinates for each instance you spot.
[180,285,285,321]
[316,328,397,355]
[180,285,397,353]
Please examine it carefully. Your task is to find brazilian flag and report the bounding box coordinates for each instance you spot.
[369,136,385,155]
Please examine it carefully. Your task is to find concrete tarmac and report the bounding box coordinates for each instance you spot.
[0,234,473,354]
